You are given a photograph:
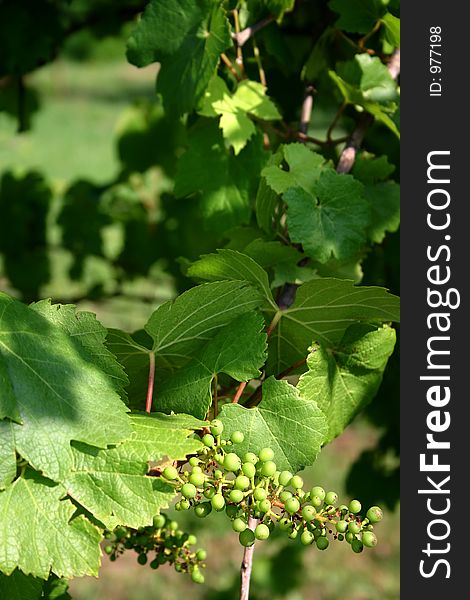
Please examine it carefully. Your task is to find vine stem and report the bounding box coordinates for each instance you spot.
[145,352,155,413]
[233,16,274,47]
[232,381,247,404]
[240,516,258,600]
[299,85,315,134]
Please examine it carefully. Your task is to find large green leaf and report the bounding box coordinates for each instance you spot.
[284,170,369,263]
[63,413,204,528]
[0,420,15,489]
[262,144,326,195]
[298,324,396,442]
[175,120,267,229]
[247,0,295,20]
[187,249,277,309]
[0,570,43,600]
[267,278,400,373]
[255,151,283,233]
[0,470,101,579]
[30,300,129,399]
[329,0,387,34]
[0,293,131,481]
[107,281,263,410]
[127,0,231,115]
[220,378,327,472]
[199,77,281,154]
[157,313,267,418]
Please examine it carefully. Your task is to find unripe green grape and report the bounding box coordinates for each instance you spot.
[288,528,299,540]
[211,493,225,511]
[189,457,199,467]
[181,483,197,499]
[210,419,224,436]
[242,462,256,478]
[362,531,377,548]
[214,469,223,479]
[285,497,300,514]
[150,558,159,569]
[339,504,349,514]
[349,499,361,514]
[104,545,113,555]
[244,452,258,464]
[279,490,292,503]
[345,531,355,544]
[202,434,215,448]
[234,475,250,491]
[290,475,303,489]
[191,465,203,473]
[301,505,316,521]
[335,520,348,533]
[169,520,178,531]
[348,521,361,535]
[279,471,293,487]
[254,487,267,502]
[194,502,212,518]
[312,527,322,539]
[338,534,344,541]
[137,553,148,565]
[174,563,183,573]
[229,489,244,504]
[196,549,207,560]
[279,517,291,531]
[203,486,215,499]
[366,506,383,523]
[189,472,205,487]
[180,499,190,510]
[224,453,241,472]
[231,431,244,444]
[351,539,364,553]
[187,534,197,545]
[301,530,314,546]
[153,514,166,528]
[239,528,255,547]
[232,518,247,532]
[324,491,338,505]
[260,460,277,477]
[310,486,326,501]
[310,495,323,508]
[175,501,182,510]
[255,523,270,540]
[163,466,178,480]
[259,447,275,462]
[316,537,329,551]
[191,569,205,584]
[258,499,271,513]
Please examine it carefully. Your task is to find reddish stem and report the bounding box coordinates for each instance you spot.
[145,352,155,413]
[232,381,247,404]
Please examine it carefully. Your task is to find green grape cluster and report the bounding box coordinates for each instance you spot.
[103,513,207,583]
[161,420,383,553]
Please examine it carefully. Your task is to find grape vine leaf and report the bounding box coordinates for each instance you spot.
[255,151,283,233]
[0,570,43,600]
[107,281,263,410]
[187,249,277,309]
[283,170,369,263]
[266,278,400,373]
[0,470,101,579]
[126,0,231,115]
[43,576,72,600]
[0,293,131,481]
[199,76,281,154]
[0,420,15,489]
[262,143,326,195]
[328,0,387,34]
[297,324,396,442]
[30,300,129,399]
[220,377,327,472]
[329,54,399,137]
[247,0,295,20]
[352,155,400,244]
[157,313,267,419]
[381,12,400,47]
[175,120,268,229]
[63,413,204,528]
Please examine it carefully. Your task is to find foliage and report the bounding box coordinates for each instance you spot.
[0,0,400,596]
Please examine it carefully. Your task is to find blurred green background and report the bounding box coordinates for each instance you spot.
[0,16,399,600]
